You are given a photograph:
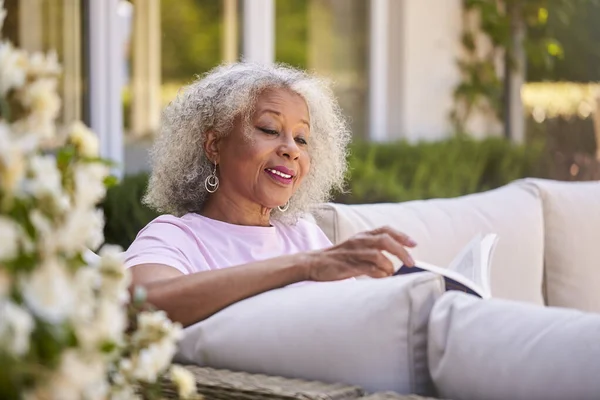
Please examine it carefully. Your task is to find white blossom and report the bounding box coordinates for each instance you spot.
[0,41,27,95]
[69,121,99,158]
[26,154,63,200]
[0,216,21,260]
[131,339,178,383]
[28,50,61,77]
[98,244,129,302]
[41,350,108,400]
[0,123,26,193]
[169,365,198,399]
[109,386,140,400]
[21,258,75,324]
[55,207,105,256]
[0,300,34,356]
[73,162,109,207]
[19,77,61,140]
[75,298,126,351]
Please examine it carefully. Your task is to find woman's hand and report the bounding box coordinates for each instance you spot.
[303,226,417,281]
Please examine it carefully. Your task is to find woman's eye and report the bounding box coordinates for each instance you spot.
[258,127,279,135]
[295,137,308,145]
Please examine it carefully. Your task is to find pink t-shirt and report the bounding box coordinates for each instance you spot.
[124,213,333,274]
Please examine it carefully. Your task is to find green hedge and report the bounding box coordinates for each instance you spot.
[335,137,544,204]
[101,137,544,248]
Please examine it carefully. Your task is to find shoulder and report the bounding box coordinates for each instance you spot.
[135,213,202,238]
[274,216,333,249]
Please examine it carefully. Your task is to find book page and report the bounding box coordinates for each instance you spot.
[446,233,498,298]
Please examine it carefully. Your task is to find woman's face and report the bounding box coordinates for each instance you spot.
[212,88,311,211]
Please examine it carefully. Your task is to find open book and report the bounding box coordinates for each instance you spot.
[393,233,499,299]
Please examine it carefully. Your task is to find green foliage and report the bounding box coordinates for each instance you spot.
[454,0,600,133]
[528,0,600,82]
[334,137,543,204]
[275,0,309,69]
[160,0,223,83]
[102,138,543,248]
[101,173,160,250]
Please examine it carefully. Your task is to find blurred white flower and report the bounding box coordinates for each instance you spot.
[169,365,198,399]
[0,41,27,95]
[69,121,99,158]
[0,123,26,193]
[0,216,21,260]
[20,78,61,140]
[109,385,140,400]
[43,350,108,400]
[27,154,63,200]
[75,298,126,351]
[131,339,178,383]
[56,207,105,256]
[0,300,34,356]
[73,162,109,207]
[21,258,75,324]
[133,310,183,346]
[98,245,129,302]
[28,50,61,77]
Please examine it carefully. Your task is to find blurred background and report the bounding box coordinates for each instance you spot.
[2,0,599,248]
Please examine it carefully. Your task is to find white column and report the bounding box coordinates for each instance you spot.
[223,0,238,63]
[368,0,389,142]
[18,0,43,52]
[88,0,124,177]
[243,0,274,64]
[132,0,161,137]
[506,2,526,144]
[62,0,82,124]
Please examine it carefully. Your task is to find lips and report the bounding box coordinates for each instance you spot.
[265,166,295,185]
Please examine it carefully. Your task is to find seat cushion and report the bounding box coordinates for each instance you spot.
[311,182,545,304]
[524,178,600,312]
[428,291,600,400]
[175,273,444,395]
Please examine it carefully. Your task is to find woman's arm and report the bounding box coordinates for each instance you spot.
[130,226,416,327]
[130,253,308,327]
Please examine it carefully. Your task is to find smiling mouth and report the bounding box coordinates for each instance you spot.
[265,168,294,185]
[265,168,293,179]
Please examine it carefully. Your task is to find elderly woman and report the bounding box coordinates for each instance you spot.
[125,63,416,327]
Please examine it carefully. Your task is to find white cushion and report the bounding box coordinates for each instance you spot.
[175,273,444,395]
[312,182,545,304]
[428,291,600,400]
[525,178,600,312]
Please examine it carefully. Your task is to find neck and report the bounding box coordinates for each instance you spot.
[201,191,272,227]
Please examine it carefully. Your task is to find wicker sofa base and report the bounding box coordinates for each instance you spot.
[161,365,441,400]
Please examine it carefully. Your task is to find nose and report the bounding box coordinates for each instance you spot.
[277,133,300,160]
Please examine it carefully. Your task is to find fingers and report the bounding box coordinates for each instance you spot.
[351,231,416,267]
[369,226,417,248]
[358,249,395,276]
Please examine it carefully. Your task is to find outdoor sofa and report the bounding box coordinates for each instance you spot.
[165,178,600,399]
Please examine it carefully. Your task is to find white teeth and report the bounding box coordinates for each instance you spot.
[267,168,292,179]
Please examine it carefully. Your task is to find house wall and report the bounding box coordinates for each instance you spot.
[399,0,502,141]
[401,0,463,141]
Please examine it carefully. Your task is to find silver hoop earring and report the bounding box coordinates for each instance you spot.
[277,201,289,212]
[204,162,219,193]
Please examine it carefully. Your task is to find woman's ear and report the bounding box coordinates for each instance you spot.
[203,130,220,164]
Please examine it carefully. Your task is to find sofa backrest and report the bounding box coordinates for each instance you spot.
[523,179,600,313]
[311,182,546,305]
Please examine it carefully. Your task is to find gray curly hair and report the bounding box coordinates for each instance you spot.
[143,62,351,222]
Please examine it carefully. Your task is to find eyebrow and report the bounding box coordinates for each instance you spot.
[261,109,310,129]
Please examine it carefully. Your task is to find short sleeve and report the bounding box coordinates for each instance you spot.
[295,217,334,250]
[123,215,205,274]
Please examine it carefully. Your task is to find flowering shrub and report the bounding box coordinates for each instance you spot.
[0,3,197,399]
